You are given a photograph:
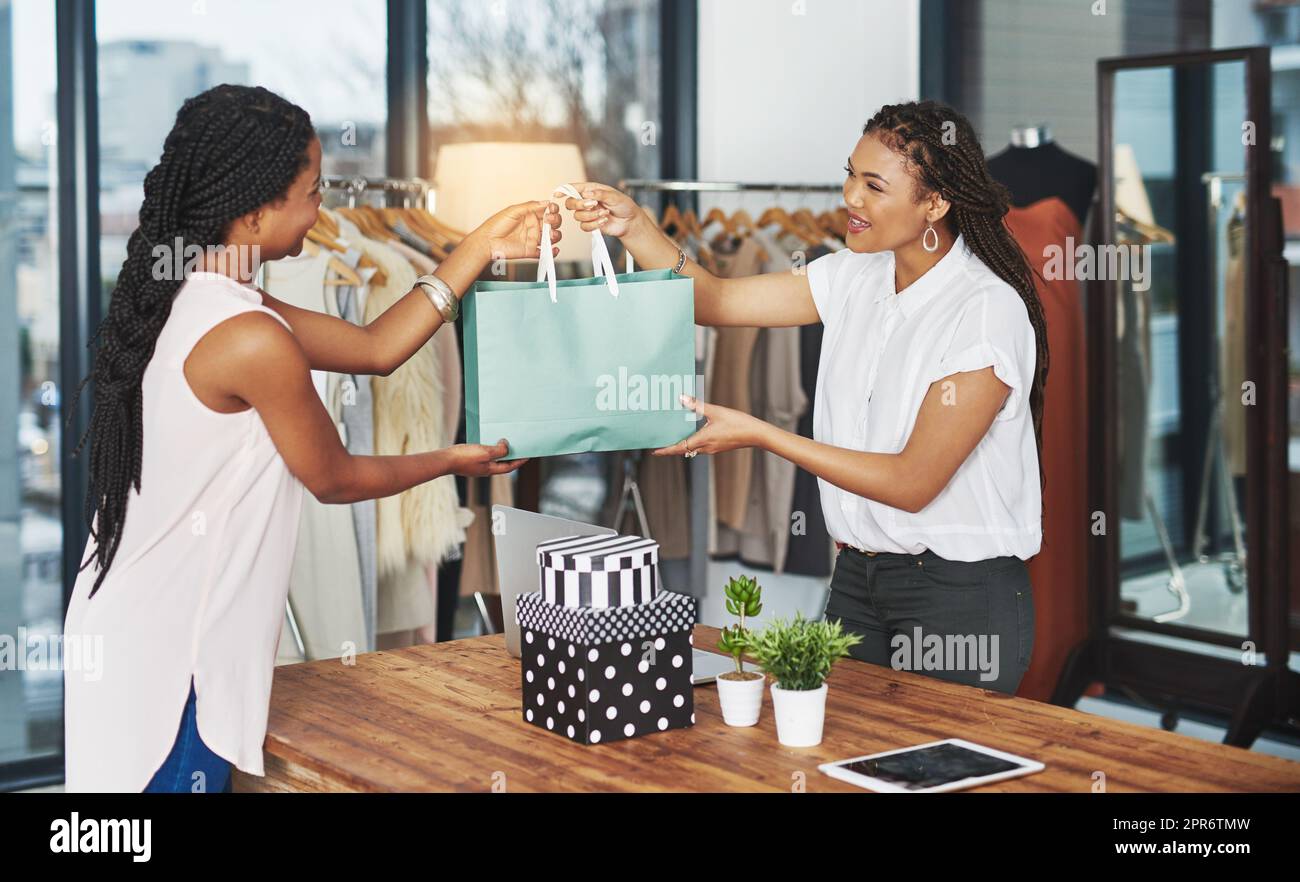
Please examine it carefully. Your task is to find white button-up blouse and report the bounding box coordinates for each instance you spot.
[806,234,1042,561]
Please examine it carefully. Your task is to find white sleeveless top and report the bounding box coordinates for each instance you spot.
[62,271,305,792]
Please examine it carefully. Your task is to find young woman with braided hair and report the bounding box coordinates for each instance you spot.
[565,100,1045,694]
[62,84,564,792]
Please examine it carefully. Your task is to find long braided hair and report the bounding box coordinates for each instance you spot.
[864,100,1049,492]
[71,84,315,598]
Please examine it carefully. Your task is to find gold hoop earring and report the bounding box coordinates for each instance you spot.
[922,224,939,253]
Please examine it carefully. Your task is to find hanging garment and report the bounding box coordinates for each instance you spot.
[458,473,515,598]
[1222,205,1247,477]
[262,250,367,661]
[458,478,493,604]
[782,240,835,577]
[389,239,436,276]
[1116,231,1152,521]
[342,216,471,634]
[333,278,378,650]
[734,229,810,573]
[1004,197,1089,702]
[63,272,304,791]
[392,220,439,258]
[384,236,468,641]
[638,451,691,559]
[708,235,766,537]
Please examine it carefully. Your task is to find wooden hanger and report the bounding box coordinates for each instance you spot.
[362,205,402,243]
[299,238,364,287]
[758,204,822,248]
[681,207,704,239]
[316,208,387,287]
[729,208,756,236]
[314,207,340,239]
[1116,208,1175,245]
[379,207,450,262]
[827,207,848,239]
[702,206,733,236]
[660,202,686,240]
[418,208,467,244]
[405,208,459,257]
[336,206,387,243]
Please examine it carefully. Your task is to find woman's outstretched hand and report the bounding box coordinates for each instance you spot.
[562,183,642,238]
[442,440,529,477]
[474,200,563,261]
[651,395,767,458]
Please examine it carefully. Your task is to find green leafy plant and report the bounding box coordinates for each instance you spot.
[716,574,762,676]
[747,614,862,691]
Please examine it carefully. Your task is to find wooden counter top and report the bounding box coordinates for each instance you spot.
[233,626,1300,792]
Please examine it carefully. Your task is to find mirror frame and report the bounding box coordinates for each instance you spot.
[1093,46,1289,654]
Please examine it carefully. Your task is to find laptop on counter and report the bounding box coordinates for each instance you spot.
[493,505,755,684]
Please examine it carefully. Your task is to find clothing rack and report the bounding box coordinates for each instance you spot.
[617,179,843,600]
[320,175,431,208]
[280,172,432,663]
[619,179,844,194]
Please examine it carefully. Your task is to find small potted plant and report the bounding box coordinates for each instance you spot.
[714,574,765,727]
[748,614,862,747]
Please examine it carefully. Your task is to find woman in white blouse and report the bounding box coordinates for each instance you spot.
[566,100,1048,694]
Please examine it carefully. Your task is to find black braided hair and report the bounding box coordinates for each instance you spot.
[69,84,315,598]
[864,100,1049,493]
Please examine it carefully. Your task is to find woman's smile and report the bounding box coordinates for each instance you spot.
[847,210,871,235]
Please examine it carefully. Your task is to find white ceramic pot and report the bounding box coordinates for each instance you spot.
[715,672,765,727]
[769,681,829,747]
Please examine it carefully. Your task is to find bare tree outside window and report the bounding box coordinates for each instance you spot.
[427,0,661,188]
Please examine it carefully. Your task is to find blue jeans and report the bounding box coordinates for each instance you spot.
[144,678,232,793]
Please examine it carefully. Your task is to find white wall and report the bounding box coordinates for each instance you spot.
[696,0,920,189]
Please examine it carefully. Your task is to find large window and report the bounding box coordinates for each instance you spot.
[96,0,388,302]
[1,0,62,774]
[427,0,662,191]
[425,0,665,533]
[1,0,688,790]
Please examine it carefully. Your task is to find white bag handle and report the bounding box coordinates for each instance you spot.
[536,183,620,303]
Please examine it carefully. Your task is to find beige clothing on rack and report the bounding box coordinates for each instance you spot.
[708,235,766,533]
[262,250,367,661]
[736,230,809,572]
[334,215,470,634]
[388,235,467,641]
[383,239,461,450]
[459,474,515,598]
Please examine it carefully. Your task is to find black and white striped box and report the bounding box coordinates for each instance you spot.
[535,534,659,609]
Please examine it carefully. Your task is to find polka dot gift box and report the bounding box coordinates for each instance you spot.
[515,589,696,744]
[535,534,660,609]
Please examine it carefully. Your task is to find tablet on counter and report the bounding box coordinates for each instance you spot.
[818,738,1045,793]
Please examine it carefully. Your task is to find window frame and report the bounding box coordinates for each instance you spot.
[5,0,695,794]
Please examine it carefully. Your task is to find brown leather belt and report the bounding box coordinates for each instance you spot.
[835,541,877,557]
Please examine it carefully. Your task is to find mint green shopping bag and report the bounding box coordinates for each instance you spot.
[463,219,697,459]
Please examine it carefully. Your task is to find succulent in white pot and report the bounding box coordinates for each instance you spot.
[714,575,765,727]
[748,614,862,747]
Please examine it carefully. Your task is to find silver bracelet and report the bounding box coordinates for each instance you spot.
[415,274,459,322]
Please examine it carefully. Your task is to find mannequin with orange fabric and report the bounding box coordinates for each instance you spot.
[988,127,1094,703]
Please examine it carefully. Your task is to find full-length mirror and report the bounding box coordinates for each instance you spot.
[1109,57,1250,635]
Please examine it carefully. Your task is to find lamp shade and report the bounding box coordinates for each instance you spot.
[433,141,592,264]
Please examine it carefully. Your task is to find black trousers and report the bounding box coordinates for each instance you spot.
[822,547,1035,695]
